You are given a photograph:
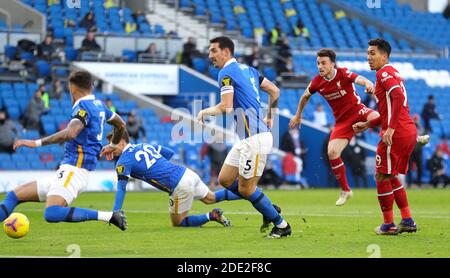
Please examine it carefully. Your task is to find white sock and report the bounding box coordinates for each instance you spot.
[97,211,113,222]
[276,220,288,229]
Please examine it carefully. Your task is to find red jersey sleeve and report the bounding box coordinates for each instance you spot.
[377,69,401,93]
[339,67,359,83]
[377,68,405,130]
[308,75,320,94]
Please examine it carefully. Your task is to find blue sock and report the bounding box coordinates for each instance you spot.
[179,214,209,227]
[44,206,99,223]
[226,181,244,198]
[215,189,242,202]
[0,191,20,222]
[247,187,283,225]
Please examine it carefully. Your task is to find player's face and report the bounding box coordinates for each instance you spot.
[367,45,386,71]
[209,42,226,69]
[316,57,334,77]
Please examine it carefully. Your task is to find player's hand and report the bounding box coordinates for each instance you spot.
[365,80,374,94]
[352,122,369,133]
[264,116,273,129]
[196,110,205,125]
[13,139,37,150]
[382,128,395,146]
[100,145,116,161]
[289,115,302,129]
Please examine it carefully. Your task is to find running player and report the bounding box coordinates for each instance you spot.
[353,38,417,235]
[0,70,127,230]
[289,48,379,206]
[103,131,242,227]
[196,36,290,238]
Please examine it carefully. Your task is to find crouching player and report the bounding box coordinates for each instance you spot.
[101,131,242,227]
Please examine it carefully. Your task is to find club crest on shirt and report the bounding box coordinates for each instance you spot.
[116,165,124,175]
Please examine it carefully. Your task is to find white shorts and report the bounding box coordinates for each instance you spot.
[36,164,89,205]
[169,168,209,214]
[224,132,273,179]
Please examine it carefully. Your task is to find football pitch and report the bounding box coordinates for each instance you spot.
[1,188,450,258]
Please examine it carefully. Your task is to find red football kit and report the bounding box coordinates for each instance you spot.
[372,64,417,175]
[308,67,375,141]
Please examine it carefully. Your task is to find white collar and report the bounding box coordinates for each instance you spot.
[123,143,133,152]
[381,63,391,69]
[72,94,95,109]
[223,58,237,69]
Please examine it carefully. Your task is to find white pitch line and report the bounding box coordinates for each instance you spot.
[14,208,450,219]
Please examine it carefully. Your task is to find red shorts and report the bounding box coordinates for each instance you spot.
[375,134,416,176]
[330,105,376,141]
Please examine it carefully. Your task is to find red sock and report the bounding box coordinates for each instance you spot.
[330,158,351,191]
[391,176,411,219]
[377,179,394,224]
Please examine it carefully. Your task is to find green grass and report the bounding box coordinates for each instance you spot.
[1,189,450,258]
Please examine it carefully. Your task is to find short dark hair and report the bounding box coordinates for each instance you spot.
[317,48,336,64]
[69,70,93,91]
[210,36,235,55]
[368,38,391,57]
[106,130,130,144]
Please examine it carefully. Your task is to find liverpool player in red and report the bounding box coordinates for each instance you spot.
[289,48,379,206]
[353,38,417,235]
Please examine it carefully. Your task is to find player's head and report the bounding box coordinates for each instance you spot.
[106,130,130,157]
[367,38,391,70]
[316,48,336,77]
[209,36,235,69]
[68,70,93,96]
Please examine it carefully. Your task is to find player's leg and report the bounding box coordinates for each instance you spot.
[391,137,418,233]
[43,165,127,230]
[170,169,231,227]
[0,178,49,221]
[374,142,398,235]
[328,138,353,205]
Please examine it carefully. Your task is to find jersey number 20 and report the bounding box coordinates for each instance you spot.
[135,145,162,169]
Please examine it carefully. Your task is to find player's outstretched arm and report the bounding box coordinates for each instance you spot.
[355,76,374,94]
[260,78,280,128]
[13,118,85,150]
[289,88,312,129]
[100,114,126,160]
[113,177,129,211]
[196,92,233,124]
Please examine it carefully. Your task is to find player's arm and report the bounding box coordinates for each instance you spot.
[288,88,312,128]
[113,176,128,211]
[260,77,280,128]
[13,118,85,150]
[354,75,375,94]
[196,90,233,123]
[100,113,126,160]
[382,85,405,145]
[156,145,175,160]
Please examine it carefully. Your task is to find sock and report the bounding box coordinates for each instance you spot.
[391,176,411,219]
[226,181,244,198]
[97,211,113,222]
[44,206,99,223]
[179,214,209,227]
[330,158,351,192]
[0,191,20,222]
[247,187,284,226]
[376,180,394,224]
[214,188,242,202]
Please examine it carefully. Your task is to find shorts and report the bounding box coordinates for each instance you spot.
[224,132,273,179]
[169,168,209,214]
[36,164,89,205]
[330,105,376,141]
[375,134,416,176]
